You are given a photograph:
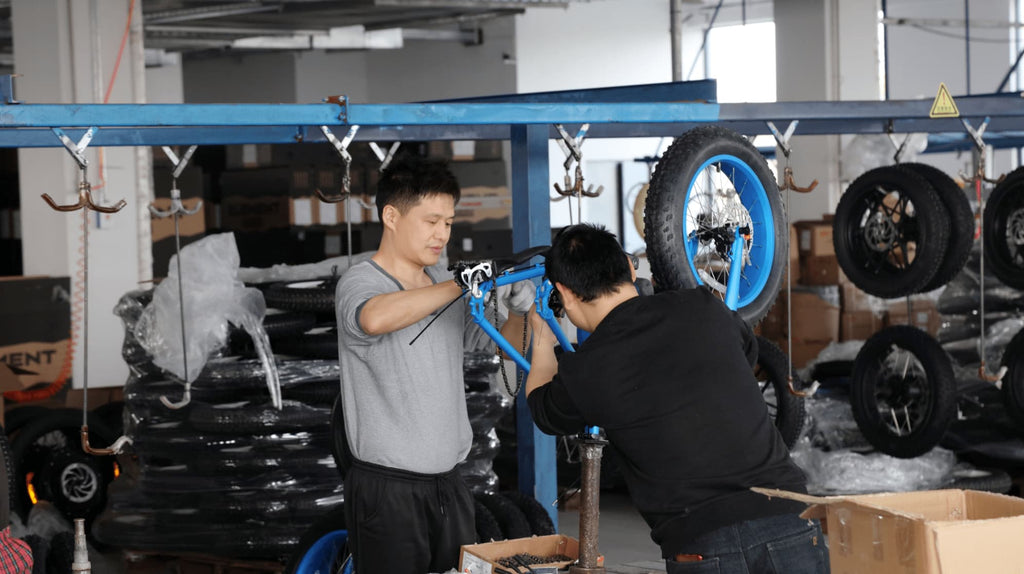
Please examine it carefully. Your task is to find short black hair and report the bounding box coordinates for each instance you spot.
[546,224,632,302]
[376,156,460,220]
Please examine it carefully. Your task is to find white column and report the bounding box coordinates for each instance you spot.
[12,0,148,389]
[775,0,881,222]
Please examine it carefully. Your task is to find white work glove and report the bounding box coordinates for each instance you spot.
[498,280,535,315]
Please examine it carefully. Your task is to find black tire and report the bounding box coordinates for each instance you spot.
[501,491,555,536]
[285,380,340,406]
[0,424,15,524]
[274,332,339,360]
[850,326,957,458]
[946,467,1013,494]
[4,407,48,435]
[902,163,975,292]
[46,532,73,574]
[284,505,349,574]
[476,492,530,540]
[984,166,1024,289]
[92,401,125,436]
[9,409,116,521]
[188,449,334,476]
[188,400,330,434]
[644,125,786,324]
[754,336,807,448]
[834,165,950,298]
[474,498,503,543]
[34,447,110,521]
[329,394,353,478]
[1000,327,1024,429]
[264,277,338,313]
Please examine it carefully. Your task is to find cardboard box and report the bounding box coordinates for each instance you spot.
[0,277,71,390]
[460,535,579,574]
[220,195,291,232]
[800,254,839,285]
[150,198,205,243]
[457,186,511,229]
[841,310,886,341]
[794,220,835,257]
[755,488,1024,574]
[888,298,941,336]
[759,287,840,368]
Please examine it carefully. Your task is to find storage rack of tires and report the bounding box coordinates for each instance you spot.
[89,278,528,564]
[833,162,1024,477]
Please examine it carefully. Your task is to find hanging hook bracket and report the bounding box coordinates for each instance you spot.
[766,120,818,193]
[315,124,360,203]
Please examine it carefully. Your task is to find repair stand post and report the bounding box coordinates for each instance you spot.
[570,433,607,574]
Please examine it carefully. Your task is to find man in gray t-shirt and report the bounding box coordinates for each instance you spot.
[334,156,526,574]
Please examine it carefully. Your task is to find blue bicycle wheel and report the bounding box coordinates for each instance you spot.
[285,506,352,574]
[645,125,786,324]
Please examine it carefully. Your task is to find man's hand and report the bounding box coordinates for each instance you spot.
[498,280,535,316]
[528,306,558,348]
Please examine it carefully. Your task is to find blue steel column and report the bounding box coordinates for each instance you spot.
[510,124,557,529]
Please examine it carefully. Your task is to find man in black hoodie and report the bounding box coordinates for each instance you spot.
[526,223,829,574]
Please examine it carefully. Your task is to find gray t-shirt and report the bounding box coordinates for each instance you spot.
[335,260,472,474]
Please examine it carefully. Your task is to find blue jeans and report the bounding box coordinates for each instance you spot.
[664,513,830,574]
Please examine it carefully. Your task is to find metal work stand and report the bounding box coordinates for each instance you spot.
[571,429,607,574]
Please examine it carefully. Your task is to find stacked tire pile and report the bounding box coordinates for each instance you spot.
[94,289,343,559]
[97,279,519,560]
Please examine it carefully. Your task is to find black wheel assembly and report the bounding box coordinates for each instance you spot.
[754,336,806,448]
[1000,327,1024,430]
[9,409,117,521]
[900,163,975,291]
[850,325,957,458]
[834,165,950,298]
[984,166,1024,289]
[644,125,787,324]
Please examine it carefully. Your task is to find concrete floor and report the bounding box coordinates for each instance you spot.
[557,490,666,573]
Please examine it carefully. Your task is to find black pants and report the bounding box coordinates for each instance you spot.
[344,459,475,574]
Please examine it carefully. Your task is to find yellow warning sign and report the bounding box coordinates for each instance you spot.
[929,83,960,118]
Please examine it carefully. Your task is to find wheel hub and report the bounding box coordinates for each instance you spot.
[61,463,98,503]
[1007,208,1024,246]
[865,212,898,253]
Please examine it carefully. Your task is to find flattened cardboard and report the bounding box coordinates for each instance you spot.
[754,487,1024,574]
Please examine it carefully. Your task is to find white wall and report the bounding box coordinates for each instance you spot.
[13,0,144,389]
[294,50,370,104]
[514,0,679,231]
[183,52,297,103]
[886,0,1019,177]
[367,18,516,102]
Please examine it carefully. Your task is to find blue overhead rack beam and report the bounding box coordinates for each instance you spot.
[5,78,1024,528]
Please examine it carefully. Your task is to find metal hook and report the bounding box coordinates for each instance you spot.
[767,121,818,192]
[315,125,360,203]
[160,381,192,410]
[81,426,133,456]
[782,166,818,193]
[150,146,203,218]
[369,141,401,172]
[552,123,601,199]
[41,127,126,213]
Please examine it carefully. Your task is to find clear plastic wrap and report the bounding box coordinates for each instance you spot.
[791,437,957,494]
[237,250,376,284]
[840,133,928,182]
[937,265,1024,316]
[798,341,864,383]
[466,390,512,436]
[132,233,282,407]
[802,396,870,452]
[940,317,1024,368]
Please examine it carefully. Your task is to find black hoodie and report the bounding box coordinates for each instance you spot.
[527,287,807,557]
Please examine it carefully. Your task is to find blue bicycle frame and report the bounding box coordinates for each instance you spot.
[462,231,746,373]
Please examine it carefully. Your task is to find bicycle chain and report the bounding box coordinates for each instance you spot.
[493,294,528,398]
